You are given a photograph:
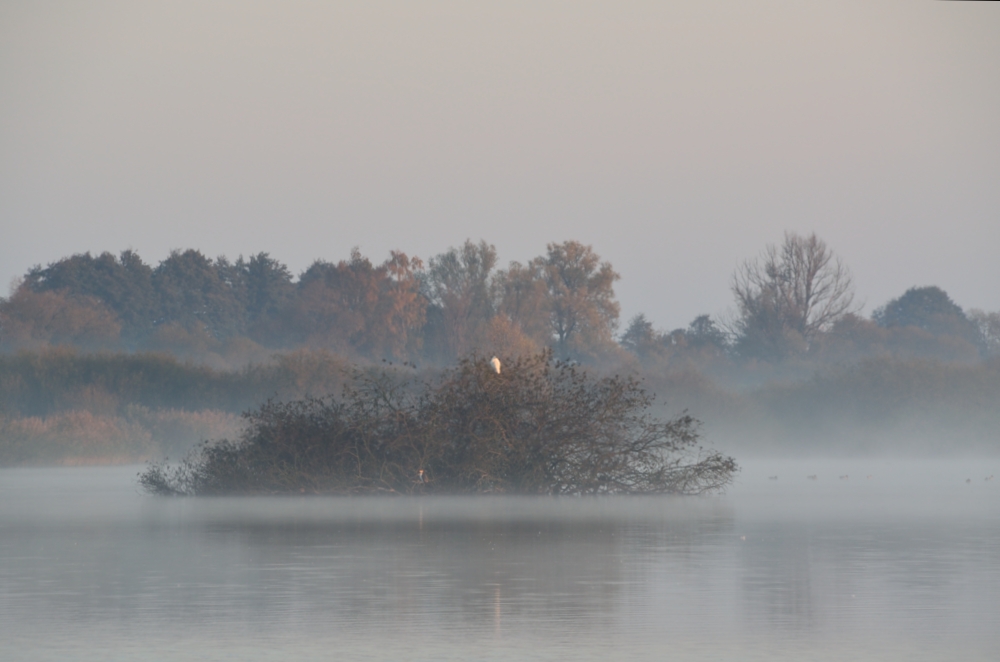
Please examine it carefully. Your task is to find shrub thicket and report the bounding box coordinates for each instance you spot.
[0,348,351,418]
[140,352,737,496]
[0,408,240,466]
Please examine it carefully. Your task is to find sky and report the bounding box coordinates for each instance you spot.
[1,1,998,331]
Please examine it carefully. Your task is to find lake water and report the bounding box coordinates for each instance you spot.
[1,459,998,661]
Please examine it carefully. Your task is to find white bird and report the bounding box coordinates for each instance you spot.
[490,356,501,374]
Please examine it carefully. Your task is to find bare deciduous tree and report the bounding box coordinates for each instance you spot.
[731,232,856,359]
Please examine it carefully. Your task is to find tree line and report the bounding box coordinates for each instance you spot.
[2,234,997,367]
[624,232,996,368]
[0,241,619,363]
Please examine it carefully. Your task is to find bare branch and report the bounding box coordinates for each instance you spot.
[730,232,857,359]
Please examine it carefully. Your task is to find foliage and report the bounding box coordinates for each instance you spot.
[0,347,354,419]
[139,352,737,496]
[287,249,425,359]
[0,407,240,467]
[817,312,982,364]
[5,237,996,374]
[242,252,295,342]
[3,239,632,366]
[422,240,498,360]
[23,250,157,344]
[0,410,154,465]
[685,315,729,352]
[153,249,247,340]
[620,314,662,359]
[0,287,121,350]
[4,342,1000,466]
[469,314,541,361]
[873,286,980,348]
[6,227,999,466]
[620,314,729,368]
[421,239,621,363]
[537,241,621,358]
[492,259,552,347]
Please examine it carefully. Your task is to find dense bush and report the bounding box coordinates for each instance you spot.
[140,352,737,496]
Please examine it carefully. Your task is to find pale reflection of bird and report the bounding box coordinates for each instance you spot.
[839,475,849,480]
[490,356,501,374]
[768,476,778,480]
[807,475,817,480]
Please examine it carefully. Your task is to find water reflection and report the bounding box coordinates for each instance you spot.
[1,463,998,661]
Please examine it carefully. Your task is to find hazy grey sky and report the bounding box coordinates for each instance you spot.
[2,1,998,329]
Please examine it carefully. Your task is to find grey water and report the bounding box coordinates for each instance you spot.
[1,459,998,661]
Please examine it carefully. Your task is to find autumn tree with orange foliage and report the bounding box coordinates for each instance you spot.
[287,249,424,359]
[0,286,121,351]
[538,241,620,358]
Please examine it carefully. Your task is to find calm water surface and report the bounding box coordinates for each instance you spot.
[1,459,998,661]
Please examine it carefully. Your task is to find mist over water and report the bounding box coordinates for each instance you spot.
[1,460,997,661]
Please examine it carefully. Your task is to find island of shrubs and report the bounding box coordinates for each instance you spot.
[139,351,737,496]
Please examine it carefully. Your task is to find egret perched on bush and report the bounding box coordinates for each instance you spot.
[490,356,501,374]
